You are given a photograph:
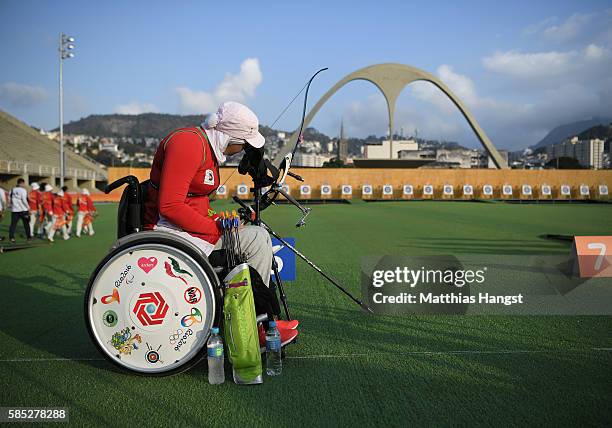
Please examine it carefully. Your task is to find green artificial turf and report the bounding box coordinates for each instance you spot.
[0,200,611,427]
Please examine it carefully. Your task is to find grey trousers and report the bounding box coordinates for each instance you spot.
[214,225,273,287]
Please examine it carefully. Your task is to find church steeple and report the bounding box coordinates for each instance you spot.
[338,118,348,161]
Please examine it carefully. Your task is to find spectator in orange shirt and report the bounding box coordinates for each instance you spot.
[61,185,75,235]
[76,188,95,237]
[41,183,55,238]
[47,189,69,242]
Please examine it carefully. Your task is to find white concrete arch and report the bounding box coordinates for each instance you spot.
[276,63,507,169]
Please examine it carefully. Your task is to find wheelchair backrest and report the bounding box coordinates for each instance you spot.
[106,175,148,239]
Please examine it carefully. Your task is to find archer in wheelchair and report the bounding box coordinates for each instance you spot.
[85,102,298,382]
[86,85,371,382]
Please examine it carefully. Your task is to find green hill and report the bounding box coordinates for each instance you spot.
[57,113,205,138]
[577,123,612,141]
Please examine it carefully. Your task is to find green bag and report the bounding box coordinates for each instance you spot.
[223,263,263,385]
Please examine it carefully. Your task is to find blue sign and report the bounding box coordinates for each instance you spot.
[270,237,296,281]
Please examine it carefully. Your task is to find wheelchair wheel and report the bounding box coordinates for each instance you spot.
[84,232,222,376]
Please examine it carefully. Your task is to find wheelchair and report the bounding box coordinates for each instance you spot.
[84,175,267,376]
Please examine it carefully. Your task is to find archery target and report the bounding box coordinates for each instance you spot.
[341,185,352,195]
[522,185,532,196]
[483,185,493,196]
[382,185,393,196]
[443,185,453,196]
[237,184,248,196]
[216,185,227,196]
[362,185,373,195]
[423,185,434,196]
[300,185,311,195]
[580,185,590,196]
[403,185,413,195]
[502,185,513,196]
[541,185,552,196]
[320,185,332,195]
[599,185,608,196]
[463,185,473,196]
[560,185,571,196]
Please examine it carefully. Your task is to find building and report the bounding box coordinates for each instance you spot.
[365,139,418,159]
[292,152,332,167]
[100,140,120,153]
[546,137,605,169]
[574,139,604,169]
[436,148,482,169]
[398,149,435,162]
[487,150,508,168]
[399,148,483,168]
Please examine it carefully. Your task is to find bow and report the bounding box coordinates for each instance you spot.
[259,67,328,209]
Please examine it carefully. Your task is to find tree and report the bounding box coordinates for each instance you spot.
[545,157,584,169]
[322,157,346,168]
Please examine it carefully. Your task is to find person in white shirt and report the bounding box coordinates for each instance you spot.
[7,178,30,243]
[0,186,6,240]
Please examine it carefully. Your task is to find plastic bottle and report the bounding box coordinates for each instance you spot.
[265,321,282,376]
[207,327,225,385]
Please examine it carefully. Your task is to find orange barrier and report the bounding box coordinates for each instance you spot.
[106,167,612,201]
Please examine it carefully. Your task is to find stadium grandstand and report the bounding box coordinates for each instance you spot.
[0,110,107,190]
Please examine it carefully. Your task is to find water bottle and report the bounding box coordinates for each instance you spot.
[265,321,282,376]
[207,327,225,385]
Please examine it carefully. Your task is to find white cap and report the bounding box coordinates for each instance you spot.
[45,184,53,192]
[82,188,90,195]
[57,190,64,197]
[31,182,40,190]
[203,101,265,148]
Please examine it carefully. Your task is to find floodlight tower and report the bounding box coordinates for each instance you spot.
[59,33,76,187]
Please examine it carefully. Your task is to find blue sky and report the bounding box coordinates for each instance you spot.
[0,0,611,150]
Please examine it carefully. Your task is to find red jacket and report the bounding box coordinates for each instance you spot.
[52,194,65,216]
[77,195,95,212]
[41,192,53,214]
[28,190,41,211]
[144,127,221,244]
[63,193,74,214]
[86,196,95,212]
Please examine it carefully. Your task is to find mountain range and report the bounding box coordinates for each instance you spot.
[533,117,612,148]
[57,113,612,150]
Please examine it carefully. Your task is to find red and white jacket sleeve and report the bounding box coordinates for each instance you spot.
[157,133,220,237]
[86,196,96,212]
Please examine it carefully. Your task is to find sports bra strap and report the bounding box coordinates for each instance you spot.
[161,127,209,165]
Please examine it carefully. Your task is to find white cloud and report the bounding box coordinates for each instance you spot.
[411,65,499,113]
[0,82,47,108]
[115,101,159,115]
[523,16,557,37]
[482,44,612,82]
[176,58,262,114]
[542,13,592,42]
[524,11,612,45]
[342,93,474,144]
